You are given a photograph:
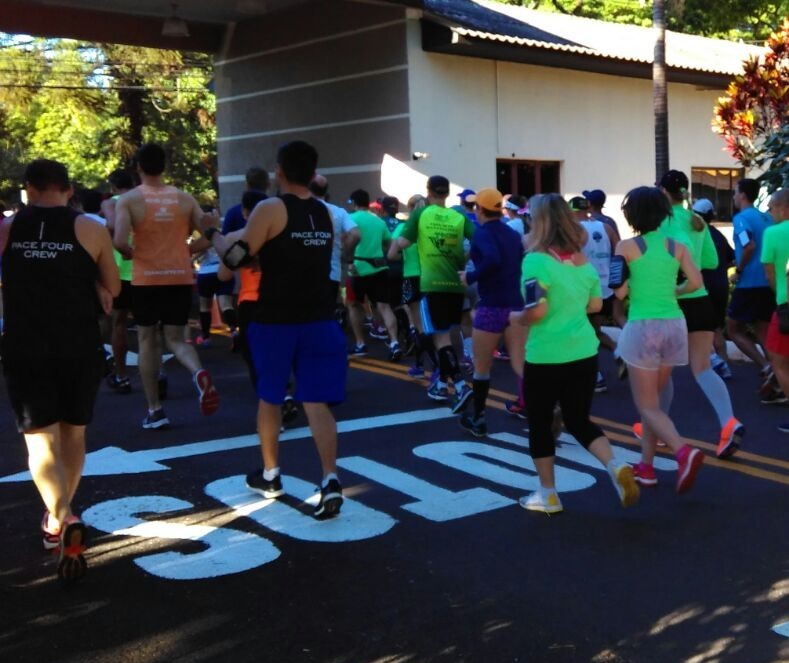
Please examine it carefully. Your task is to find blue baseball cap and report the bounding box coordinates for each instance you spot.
[458,188,476,201]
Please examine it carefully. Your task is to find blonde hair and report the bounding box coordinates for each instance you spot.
[527,193,585,254]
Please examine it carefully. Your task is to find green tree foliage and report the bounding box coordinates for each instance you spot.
[0,37,216,204]
[501,1,789,41]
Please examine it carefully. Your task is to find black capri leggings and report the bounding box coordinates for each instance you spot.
[523,355,604,459]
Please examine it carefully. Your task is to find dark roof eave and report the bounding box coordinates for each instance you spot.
[422,19,734,88]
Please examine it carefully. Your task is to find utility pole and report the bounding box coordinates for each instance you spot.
[653,0,669,181]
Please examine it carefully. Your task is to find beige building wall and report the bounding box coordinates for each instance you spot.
[404,16,739,235]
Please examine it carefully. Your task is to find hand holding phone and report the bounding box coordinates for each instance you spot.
[608,255,629,289]
[523,278,545,309]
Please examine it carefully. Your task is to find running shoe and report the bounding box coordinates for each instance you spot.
[595,372,608,393]
[519,490,563,514]
[711,353,732,380]
[314,478,343,519]
[369,324,388,340]
[157,373,168,401]
[388,341,403,362]
[427,382,449,402]
[194,369,220,416]
[246,469,285,498]
[760,388,788,405]
[57,516,87,584]
[632,422,666,447]
[281,396,298,424]
[142,408,170,430]
[106,374,131,394]
[428,369,440,388]
[505,400,527,420]
[616,356,628,380]
[611,464,640,508]
[41,510,60,551]
[407,365,425,379]
[633,462,658,486]
[451,383,473,413]
[493,349,510,361]
[460,412,487,438]
[676,445,704,494]
[349,343,368,357]
[779,423,789,434]
[717,417,744,459]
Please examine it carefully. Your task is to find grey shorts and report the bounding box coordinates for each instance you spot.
[619,318,688,370]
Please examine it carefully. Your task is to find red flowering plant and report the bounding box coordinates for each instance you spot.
[713,18,789,188]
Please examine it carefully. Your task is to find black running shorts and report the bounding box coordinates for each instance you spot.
[113,280,133,311]
[132,284,193,327]
[351,271,389,305]
[727,286,776,324]
[3,350,104,432]
[679,295,717,333]
[421,292,464,333]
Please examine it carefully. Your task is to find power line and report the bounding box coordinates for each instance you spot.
[0,83,210,92]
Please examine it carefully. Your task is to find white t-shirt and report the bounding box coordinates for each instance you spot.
[321,199,357,282]
[581,219,612,299]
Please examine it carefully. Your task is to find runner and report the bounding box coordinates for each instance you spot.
[727,178,776,387]
[760,188,789,433]
[195,239,237,349]
[113,143,220,429]
[457,188,525,437]
[658,171,744,459]
[0,158,120,581]
[510,193,638,513]
[389,175,475,410]
[613,186,705,491]
[346,189,402,361]
[692,198,735,380]
[221,166,269,235]
[102,169,137,394]
[202,140,346,519]
[569,195,619,393]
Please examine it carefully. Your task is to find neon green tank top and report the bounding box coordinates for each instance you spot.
[111,195,133,281]
[627,231,683,321]
[660,205,717,299]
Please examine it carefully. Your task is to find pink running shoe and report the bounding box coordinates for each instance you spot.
[676,445,704,494]
[194,369,220,416]
[632,462,657,487]
[41,510,60,551]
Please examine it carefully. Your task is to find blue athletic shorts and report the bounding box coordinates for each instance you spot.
[247,320,347,405]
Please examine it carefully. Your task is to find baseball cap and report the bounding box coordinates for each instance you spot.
[568,196,590,212]
[467,188,503,212]
[427,175,450,196]
[692,198,715,215]
[381,196,399,216]
[582,189,606,208]
[458,188,476,201]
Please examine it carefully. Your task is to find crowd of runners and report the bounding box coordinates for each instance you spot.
[3,139,789,582]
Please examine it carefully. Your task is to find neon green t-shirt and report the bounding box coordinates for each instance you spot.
[521,252,601,364]
[627,231,683,321]
[351,210,390,277]
[761,220,789,305]
[401,204,475,294]
[659,205,717,299]
[109,195,133,281]
[392,222,420,278]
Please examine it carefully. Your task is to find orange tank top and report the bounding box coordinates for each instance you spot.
[238,264,261,304]
[132,184,194,286]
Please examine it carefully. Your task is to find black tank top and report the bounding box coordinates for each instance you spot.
[2,206,101,358]
[254,194,335,324]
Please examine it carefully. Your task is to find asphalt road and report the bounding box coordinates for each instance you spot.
[1,330,788,663]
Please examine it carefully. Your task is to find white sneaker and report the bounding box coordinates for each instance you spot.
[519,489,563,514]
[610,464,640,508]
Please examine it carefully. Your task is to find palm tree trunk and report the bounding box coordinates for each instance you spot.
[653,0,669,180]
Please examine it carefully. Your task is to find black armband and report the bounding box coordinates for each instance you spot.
[608,255,629,289]
[222,240,253,269]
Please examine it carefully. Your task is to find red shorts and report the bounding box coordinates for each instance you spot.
[766,311,789,357]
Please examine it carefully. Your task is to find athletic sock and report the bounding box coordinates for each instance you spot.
[605,458,620,478]
[695,368,734,427]
[199,311,211,338]
[321,472,339,488]
[472,376,490,417]
[263,467,280,481]
[222,307,238,330]
[659,377,674,413]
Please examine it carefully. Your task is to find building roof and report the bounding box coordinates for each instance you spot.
[420,0,764,81]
